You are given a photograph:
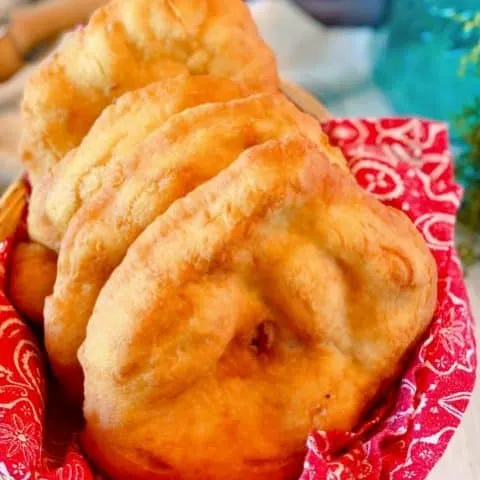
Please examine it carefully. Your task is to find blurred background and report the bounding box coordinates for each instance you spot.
[250,0,480,265]
[0,0,479,264]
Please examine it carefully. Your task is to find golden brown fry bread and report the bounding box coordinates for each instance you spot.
[8,242,57,326]
[28,75,244,250]
[44,93,346,402]
[20,0,278,183]
[79,137,437,480]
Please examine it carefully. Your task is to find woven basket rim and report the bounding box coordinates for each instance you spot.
[0,177,27,242]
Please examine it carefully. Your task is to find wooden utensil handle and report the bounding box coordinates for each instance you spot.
[9,0,107,54]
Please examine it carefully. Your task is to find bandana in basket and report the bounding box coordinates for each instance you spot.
[0,117,476,480]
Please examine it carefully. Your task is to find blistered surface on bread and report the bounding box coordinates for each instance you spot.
[79,137,437,480]
[28,75,244,251]
[44,92,347,402]
[21,0,278,183]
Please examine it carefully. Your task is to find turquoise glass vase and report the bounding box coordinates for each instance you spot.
[374,0,480,124]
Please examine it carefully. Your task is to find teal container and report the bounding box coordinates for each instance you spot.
[374,0,480,123]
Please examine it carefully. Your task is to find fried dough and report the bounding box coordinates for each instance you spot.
[79,137,436,480]
[28,75,245,250]
[21,0,278,183]
[8,242,57,325]
[44,93,346,401]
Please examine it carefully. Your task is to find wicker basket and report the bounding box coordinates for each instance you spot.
[0,176,27,242]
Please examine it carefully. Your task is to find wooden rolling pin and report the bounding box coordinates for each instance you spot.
[0,0,108,82]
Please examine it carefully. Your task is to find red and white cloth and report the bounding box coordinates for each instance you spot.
[0,117,476,480]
